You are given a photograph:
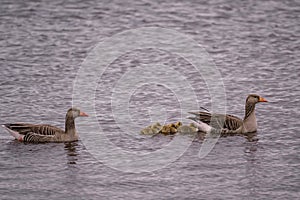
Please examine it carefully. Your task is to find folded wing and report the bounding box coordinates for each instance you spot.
[2,123,63,142]
[188,111,243,130]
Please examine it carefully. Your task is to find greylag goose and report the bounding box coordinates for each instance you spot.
[2,108,88,143]
[189,94,267,135]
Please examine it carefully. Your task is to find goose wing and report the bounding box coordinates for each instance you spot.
[188,111,243,130]
[2,123,64,142]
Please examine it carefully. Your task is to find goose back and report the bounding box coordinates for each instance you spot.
[189,111,243,130]
[3,123,64,136]
[3,123,64,143]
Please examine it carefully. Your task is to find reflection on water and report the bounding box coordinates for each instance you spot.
[244,142,260,199]
[244,132,259,143]
[64,142,79,165]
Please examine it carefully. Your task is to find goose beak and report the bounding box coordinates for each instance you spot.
[258,97,268,102]
[79,111,89,117]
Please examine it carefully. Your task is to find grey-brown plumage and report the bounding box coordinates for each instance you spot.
[188,112,243,130]
[189,94,268,134]
[2,108,88,143]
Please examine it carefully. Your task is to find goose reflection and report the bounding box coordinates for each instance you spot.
[64,142,79,165]
[243,138,260,198]
[244,132,259,142]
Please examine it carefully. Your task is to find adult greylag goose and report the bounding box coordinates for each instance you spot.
[2,108,88,143]
[189,94,268,135]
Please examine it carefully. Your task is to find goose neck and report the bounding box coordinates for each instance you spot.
[65,115,76,134]
[244,102,256,120]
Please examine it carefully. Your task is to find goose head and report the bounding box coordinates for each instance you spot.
[246,94,268,104]
[244,94,268,119]
[243,94,268,132]
[66,108,89,119]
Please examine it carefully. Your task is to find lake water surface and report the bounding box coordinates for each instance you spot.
[0,0,299,199]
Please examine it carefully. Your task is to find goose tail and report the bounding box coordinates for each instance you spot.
[2,124,24,141]
[188,117,212,133]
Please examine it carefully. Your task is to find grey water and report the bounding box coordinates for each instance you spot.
[0,0,299,199]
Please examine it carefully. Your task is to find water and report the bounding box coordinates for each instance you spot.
[0,0,299,199]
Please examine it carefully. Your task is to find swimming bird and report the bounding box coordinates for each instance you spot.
[189,94,268,135]
[2,108,88,143]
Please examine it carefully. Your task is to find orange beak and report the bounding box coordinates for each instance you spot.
[258,96,268,102]
[79,111,89,117]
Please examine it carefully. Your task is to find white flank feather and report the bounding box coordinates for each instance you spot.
[193,121,212,133]
[2,125,24,141]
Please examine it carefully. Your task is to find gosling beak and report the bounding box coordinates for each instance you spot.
[79,111,89,117]
[258,96,268,102]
